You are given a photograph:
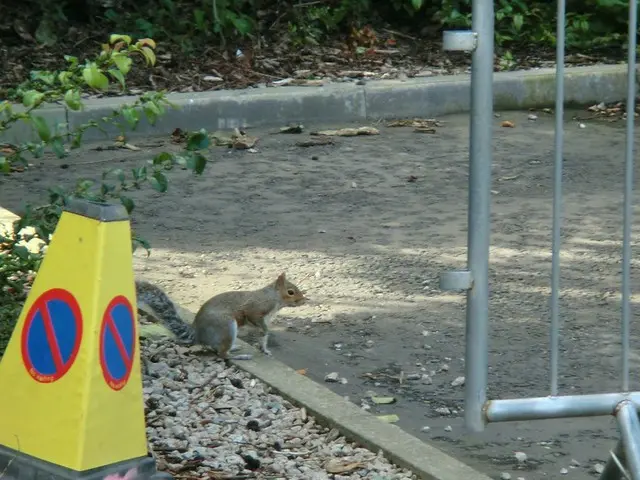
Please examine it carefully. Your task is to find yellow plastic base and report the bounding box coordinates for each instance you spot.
[0,200,148,471]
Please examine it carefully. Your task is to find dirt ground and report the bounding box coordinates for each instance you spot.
[2,109,640,479]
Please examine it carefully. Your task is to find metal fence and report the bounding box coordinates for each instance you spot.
[439,0,640,478]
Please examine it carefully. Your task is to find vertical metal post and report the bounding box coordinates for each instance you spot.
[617,401,640,480]
[621,0,637,393]
[464,0,495,433]
[549,0,566,397]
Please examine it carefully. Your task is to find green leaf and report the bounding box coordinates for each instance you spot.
[76,179,94,192]
[513,14,524,31]
[0,156,9,174]
[71,131,84,149]
[228,13,253,36]
[411,0,424,10]
[132,235,151,255]
[110,34,132,45]
[58,71,72,86]
[142,102,161,125]
[148,172,168,192]
[189,152,207,174]
[30,115,51,141]
[112,53,133,75]
[30,70,56,85]
[22,90,45,108]
[82,63,109,91]
[64,55,79,67]
[194,9,206,29]
[12,245,30,260]
[186,129,210,151]
[153,152,174,166]
[140,46,156,66]
[35,17,57,47]
[108,69,126,90]
[63,89,82,111]
[100,182,116,196]
[121,107,140,129]
[132,166,147,182]
[50,138,66,158]
[119,195,135,214]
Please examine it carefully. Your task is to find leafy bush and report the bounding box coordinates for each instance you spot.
[0,34,212,357]
[11,0,637,55]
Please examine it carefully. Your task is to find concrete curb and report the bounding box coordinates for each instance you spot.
[163,305,492,480]
[1,64,628,144]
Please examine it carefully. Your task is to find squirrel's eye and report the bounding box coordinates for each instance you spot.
[287,289,295,296]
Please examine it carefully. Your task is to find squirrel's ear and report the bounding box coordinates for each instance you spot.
[276,272,286,285]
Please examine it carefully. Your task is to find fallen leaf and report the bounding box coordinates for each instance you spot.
[280,123,304,134]
[325,459,364,474]
[289,79,325,87]
[296,368,307,375]
[501,120,515,128]
[296,137,335,147]
[371,396,396,404]
[116,142,141,151]
[387,118,442,130]
[231,127,258,149]
[210,129,258,149]
[414,126,436,133]
[311,126,379,137]
[171,128,187,143]
[376,414,400,423]
[210,132,234,146]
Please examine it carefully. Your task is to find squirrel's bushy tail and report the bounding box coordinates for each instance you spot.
[135,280,196,344]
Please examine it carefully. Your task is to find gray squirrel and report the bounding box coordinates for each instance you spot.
[135,273,307,360]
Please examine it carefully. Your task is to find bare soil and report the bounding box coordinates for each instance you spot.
[2,109,639,479]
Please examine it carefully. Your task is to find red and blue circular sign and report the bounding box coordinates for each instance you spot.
[100,295,136,391]
[21,288,83,383]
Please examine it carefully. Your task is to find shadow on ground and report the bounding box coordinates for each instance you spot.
[1,109,638,479]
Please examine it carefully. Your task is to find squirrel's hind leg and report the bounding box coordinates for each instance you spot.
[220,318,253,361]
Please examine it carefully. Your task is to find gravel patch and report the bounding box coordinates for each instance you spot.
[141,339,418,480]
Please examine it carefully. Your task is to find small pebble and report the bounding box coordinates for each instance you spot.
[500,472,511,480]
[138,340,413,478]
[514,452,527,463]
[451,376,465,387]
[324,372,339,382]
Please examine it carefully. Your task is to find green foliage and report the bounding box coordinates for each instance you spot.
[1,35,167,174]
[434,0,632,50]
[103,0,257,51]
[18,0,638,57]
[0,35,212,357]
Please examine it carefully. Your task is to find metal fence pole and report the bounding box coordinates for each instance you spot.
[464,0,495,433]
[621,0,637,393]
[617,401,640,479]
[549,0,566,398]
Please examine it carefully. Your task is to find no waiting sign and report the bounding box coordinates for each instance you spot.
[99,295,136,391]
